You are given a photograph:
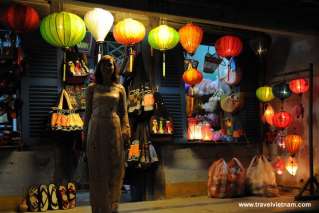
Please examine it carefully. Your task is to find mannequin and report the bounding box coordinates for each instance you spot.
[83,55,130,213]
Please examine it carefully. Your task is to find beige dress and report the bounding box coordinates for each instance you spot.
[84,83,130,213]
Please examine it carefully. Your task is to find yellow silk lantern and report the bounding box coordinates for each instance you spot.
[286,156,298,176]
[179,23,203,54]
[113,18,146,74]
[256,86,274,102]
[148,24,180,77]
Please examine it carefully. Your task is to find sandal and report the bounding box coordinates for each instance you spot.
[39,184,49,212]
[48,184,59,210]
[57,185,69,210]
[26,185,39,212]
[67,182,76,208]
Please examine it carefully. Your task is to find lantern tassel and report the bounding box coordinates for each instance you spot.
[63,50,66,82]
[128,46,134,74]
[163,52,166,77]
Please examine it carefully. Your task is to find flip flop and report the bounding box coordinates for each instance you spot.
[57,185,69,210]
[39,184,49,212]
[67,182,76,209]
[48,184,59,210]
[26,185,39,212]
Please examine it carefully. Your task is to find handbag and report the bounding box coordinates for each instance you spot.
[220,92,245,113]
[64,47,89,84]
[203,50,222,73]
[50,89,83,131]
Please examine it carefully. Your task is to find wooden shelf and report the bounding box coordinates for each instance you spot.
[153,139,253,145]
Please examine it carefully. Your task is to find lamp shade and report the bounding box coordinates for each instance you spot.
[284,134,303,154]
[215,35,243,58]
[113,18,145,45]
[256,86,274,102]
[289,78,309,94]
[4,3,40,33]
[148,24,180,51]
[272,111,293,129]
[272,83,292,100]
[84,8,114,43]
[179,23,203,54]
[40,12,86,48]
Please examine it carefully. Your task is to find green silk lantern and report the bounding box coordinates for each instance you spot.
[40,11,86,48]
[148,24,179,77]
[256,86,274,102]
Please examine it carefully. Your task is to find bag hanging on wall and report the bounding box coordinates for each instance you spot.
[220,92,245,113]
[64,47,89,84]
[203,48,222,73]
[50,89,83,131]
[127,124,141,164]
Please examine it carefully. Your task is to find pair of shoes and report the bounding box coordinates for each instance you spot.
[48,184,59,210]
[57,182,77,210]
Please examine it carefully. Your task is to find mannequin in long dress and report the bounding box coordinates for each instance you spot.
[83,55,130,213]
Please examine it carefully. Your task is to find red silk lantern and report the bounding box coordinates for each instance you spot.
[273,111,293,129]
[284,134,303,155]
[179,23,203,54]
[289,78,309,94]
[4,3,40,33]
[215,35,243,58]
[183,64,203,86]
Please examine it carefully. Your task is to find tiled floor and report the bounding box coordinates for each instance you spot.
[12,191,319,213]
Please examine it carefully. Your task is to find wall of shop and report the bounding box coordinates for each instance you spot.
[264,34,319,187]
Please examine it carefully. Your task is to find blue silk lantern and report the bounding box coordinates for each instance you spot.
[272,83,292,100]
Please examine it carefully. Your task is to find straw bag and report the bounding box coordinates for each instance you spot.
[220,92,245,113]
[50,89,83,131]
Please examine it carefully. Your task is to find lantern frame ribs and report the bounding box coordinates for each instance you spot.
[270,63,319,201]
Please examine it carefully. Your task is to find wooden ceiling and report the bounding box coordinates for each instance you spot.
[2,0,319,37]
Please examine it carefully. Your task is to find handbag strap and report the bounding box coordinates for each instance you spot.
[57,90,65,110]
[62,90,74,110]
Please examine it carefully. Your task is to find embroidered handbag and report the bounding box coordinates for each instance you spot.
[203,51,222,73]
[51,89,83,131]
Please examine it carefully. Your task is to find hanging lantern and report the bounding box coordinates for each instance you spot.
[249,36,272,57]
[273,111,293,129]
[272,157,285,175]
[148,24,180,77]
[40,11,86,48]
[262,103,275,126]
[4,3,40,33]
[286,156,298,176]
[84,8,113,43]
[256,86,274,102]
[284,134,303,155]
[179,23,203,55]
[182,64,203,86]
[113,18,146,74]
[289,78,309,94]
[272,82,292,101]
[215,35,243,59]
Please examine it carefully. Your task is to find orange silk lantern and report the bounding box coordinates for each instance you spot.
[179,23,203,55]
[273,111,293,129]
[289,78,309,94]
[215,35,243,59]
[201,122,212,141]
[183,64,203,86]
[284,134,303,155]
[286,156,298,176]
[113,18,146,74]
[4,3,40,33]
[262,103,274,126]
